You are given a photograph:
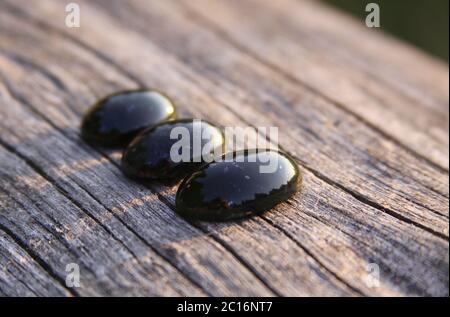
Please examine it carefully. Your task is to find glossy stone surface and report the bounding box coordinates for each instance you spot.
[175,150,301,221]
[121,119,224,185]
[81,90,176,147]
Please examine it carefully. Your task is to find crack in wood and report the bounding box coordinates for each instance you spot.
[0,223,79,297]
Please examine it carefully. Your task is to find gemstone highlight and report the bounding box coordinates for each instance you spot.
[81,89,176,147]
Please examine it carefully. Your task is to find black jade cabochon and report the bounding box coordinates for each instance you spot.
[175,149,301,221]
[81,89,176,147]
[121,119,225,185]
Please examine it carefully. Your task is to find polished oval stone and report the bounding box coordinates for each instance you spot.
[81,90,176,147]
[121,119,224,185]
[175,150,301,221]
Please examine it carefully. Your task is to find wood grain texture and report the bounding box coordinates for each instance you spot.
[0,0,448,296]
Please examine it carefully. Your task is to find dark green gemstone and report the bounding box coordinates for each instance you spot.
[175,150,301,221]
[81,90,176,147]
[121,119,224,185]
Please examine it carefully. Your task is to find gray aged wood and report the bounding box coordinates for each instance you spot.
[0,0,448,296]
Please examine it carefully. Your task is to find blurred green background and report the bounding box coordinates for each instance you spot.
[324,0,449,61]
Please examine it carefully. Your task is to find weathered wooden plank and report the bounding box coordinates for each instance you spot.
[0,5,357,296]
[0,228,70,296]
[0,0,448,296]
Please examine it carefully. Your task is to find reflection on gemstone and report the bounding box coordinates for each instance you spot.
[81,89,176,147]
